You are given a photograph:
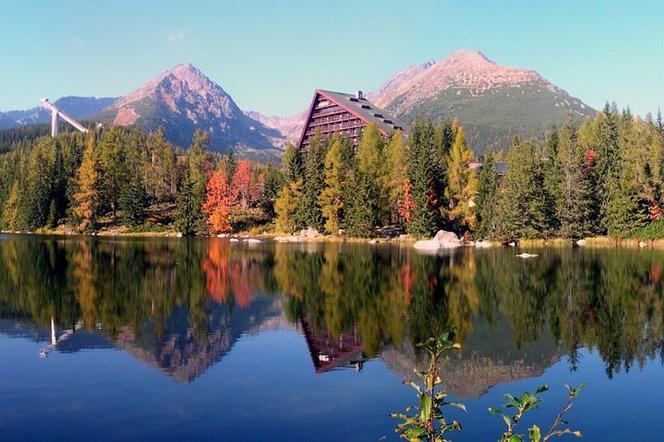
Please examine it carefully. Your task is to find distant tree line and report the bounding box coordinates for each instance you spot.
[476,104,664,239]
[0,125,280,234]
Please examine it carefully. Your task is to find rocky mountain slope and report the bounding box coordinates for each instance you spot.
[257,50,597,155]
[1,51,597,159]
[0,112,17,130]
[94,63,283,161]
[244,110,305,147]
[369,50,596,153]
[6,96,117,126]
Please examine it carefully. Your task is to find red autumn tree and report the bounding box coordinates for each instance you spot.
[231,160,262,208]
[203,171,236,233]
[399,180,415,224]
[231,160,252,208]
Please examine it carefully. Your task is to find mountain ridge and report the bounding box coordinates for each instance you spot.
[0,112,17,130]
[1,51,597,158]
[6,96,117,126]
[255,49,597,154]
[94,63,284,161]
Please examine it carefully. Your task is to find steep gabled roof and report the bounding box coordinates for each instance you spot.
[317,90,405,134]
[297,89,405,148]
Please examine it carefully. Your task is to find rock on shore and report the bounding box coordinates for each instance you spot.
[413,230,462,251]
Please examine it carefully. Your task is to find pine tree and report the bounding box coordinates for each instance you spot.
[542,127,561,234]
[556,120,592,239]
[72,133,100,232]
[98,125,127,218]
[444,122,478,232]
[596,103,621,229]
[145,128,177,203]
[475,153,499,239]
[259,165,286,219]
[296,133,326,230]
[188,130,210,186]
[174,178,199,236]
[282,143,303,182]
[344,165,379,238]
[23,139,55,229]
[406,118,440,237]
[319,135,350,234]
[577,118,602,235]
[432,121,453,208]
[604,176,648,236]
[46,199,58,228]
[495,138,547,239]
[175,131,211,236]
[218,150,237,181]
[118,131,148,227]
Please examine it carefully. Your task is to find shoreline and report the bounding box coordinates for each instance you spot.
[2,228,664,249]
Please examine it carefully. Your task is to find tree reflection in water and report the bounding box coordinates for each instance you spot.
[0,236,662,390]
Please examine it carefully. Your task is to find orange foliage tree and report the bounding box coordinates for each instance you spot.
[203,171,236,233]
[201,240,255,308]
[203,161,264,234]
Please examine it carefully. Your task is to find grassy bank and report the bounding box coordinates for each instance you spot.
[518,236,664,249]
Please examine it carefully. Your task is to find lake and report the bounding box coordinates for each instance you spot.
[0,235,663,441]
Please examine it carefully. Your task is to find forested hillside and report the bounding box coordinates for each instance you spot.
[1,104,663,241]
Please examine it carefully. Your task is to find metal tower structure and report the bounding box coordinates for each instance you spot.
[40,98,89,137]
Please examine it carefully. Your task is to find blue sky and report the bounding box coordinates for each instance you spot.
[1,0,663,116]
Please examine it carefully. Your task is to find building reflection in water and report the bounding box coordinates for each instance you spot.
[300,316,365,373]
[0,236,663,392]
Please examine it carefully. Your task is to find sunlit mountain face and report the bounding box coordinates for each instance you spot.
[1,236,664,440]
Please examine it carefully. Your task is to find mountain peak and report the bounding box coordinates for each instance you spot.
[443,49,492,64]
[168,63,205,80]
[95,64,282,159]
[371,49,554,112]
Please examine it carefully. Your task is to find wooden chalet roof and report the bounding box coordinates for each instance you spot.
[297,89,405,148]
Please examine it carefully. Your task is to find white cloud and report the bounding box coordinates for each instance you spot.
[71,38,84,48]
[165,29,187,42]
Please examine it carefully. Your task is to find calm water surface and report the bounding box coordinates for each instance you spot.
[1,235,663,441]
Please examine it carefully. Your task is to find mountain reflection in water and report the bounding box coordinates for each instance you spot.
[1,235,663,397]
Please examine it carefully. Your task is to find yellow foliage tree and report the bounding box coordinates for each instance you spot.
[384,131,408,223]
[274,180,302,233]
[445,121,478,230]
[318,135,348,234]
[72,134,99,232]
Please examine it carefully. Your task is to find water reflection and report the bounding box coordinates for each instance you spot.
[0,236,663,393]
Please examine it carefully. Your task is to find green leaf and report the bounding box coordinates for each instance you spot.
[508,435,522,442]
[419,394,432,421]
[536,385,549,394]
[502,414,512,428]
[528,425,541,442]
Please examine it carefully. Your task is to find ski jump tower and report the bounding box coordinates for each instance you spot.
[40,98,89,137]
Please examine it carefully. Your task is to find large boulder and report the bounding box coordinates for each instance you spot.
[414,230,461,251]
[433,230,461,248]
